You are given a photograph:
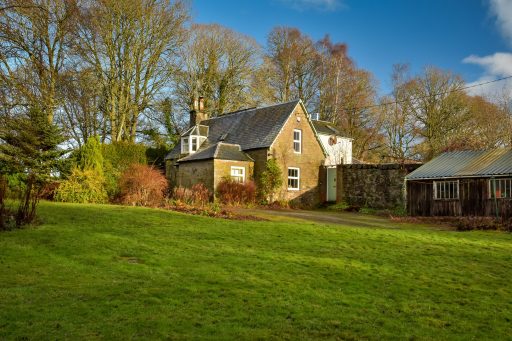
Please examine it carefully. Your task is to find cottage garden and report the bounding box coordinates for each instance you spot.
[1,129,512,339]
[1,1,512,339]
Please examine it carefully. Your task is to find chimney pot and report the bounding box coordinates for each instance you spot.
[190,96,208,127]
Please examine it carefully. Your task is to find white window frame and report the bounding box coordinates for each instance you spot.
[433,180,459,200]
[488,178,512,199]
[182,135,205,154]
[288,167,300,191]
[293,129,302,154]
[191,136,198,152]
[230,166,245,183]
[181,137,189,154]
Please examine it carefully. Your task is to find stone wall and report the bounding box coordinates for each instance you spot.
[177,160,215,193]
[337,164,421,209]
[270,104,326,206]
[245,148,268,181]
[213,159,254,190]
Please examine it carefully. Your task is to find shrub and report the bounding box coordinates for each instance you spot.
[191,183,210,206]
[55,168,108,204]
[216,178,256,206]
[172,186,194,204]
[102,142,147,198]
[258,159,282,203]
[78,136,104,175]
[454,217,512,232]
[119,164,168,207]
[146,145,170,169]
[40,181,60,201]
[171,183,211,206]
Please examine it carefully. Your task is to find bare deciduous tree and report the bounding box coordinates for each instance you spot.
[0,0,78,122]
[75,0,188,142]
[380,64,418,162]
[173,24,260,117]
[266,27,320,107]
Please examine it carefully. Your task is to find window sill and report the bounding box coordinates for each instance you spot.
[287,188,300,191]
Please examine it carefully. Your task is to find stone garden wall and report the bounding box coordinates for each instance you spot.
[337,164,421,209]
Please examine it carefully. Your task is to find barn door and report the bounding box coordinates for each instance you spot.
[327,167,337,202]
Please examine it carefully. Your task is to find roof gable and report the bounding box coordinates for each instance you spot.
[165,99,329,160]
[201,100,300,150]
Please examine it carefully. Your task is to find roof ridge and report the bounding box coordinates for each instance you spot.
[213,143,221,159]
[203,100,300,122]
[218,142,241,148]
[312,119,335,123]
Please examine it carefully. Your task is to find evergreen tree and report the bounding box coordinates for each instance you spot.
[78,136,104,175]
[0,107,64,228]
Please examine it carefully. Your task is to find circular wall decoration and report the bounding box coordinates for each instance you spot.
[328,135,337,145]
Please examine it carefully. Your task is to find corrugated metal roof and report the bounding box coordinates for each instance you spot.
[406,149,512,180]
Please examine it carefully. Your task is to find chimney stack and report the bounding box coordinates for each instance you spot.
[190,96,208,127]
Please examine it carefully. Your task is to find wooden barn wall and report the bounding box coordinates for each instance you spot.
[407,178,512,218]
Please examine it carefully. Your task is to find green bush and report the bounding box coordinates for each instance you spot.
[258,159,283,203]
[78,136,104,175]
[55,168,108,204]
[102,142,147,198]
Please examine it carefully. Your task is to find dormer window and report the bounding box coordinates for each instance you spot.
[182,138,189,153]
[191,137,198,152]
[181,125,208,155]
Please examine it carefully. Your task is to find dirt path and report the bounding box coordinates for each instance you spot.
[234,208,405,228]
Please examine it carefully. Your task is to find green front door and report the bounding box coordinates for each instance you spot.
[327,167,337,202]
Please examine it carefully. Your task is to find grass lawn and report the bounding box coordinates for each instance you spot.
[1,202,512,340]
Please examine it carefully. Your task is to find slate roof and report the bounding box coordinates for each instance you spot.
[406,149,512,180]
[181,125,208,137]
[166,100,301,160]
[178,142,254,163]
[312,120,341,135]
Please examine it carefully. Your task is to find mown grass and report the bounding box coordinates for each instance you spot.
[1,201,511,340]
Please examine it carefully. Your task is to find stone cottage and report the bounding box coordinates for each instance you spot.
[165,98,351,205]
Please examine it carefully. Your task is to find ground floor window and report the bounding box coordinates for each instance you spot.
[230,166,245,183]
[433,180,459,200]
[288,167,300,190]
[489,178,512,198]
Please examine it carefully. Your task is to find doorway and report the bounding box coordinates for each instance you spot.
[326,167,337,202]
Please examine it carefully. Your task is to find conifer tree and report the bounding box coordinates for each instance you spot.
[0,107,64,227]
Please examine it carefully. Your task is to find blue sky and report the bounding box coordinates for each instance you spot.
[192,0,512,96]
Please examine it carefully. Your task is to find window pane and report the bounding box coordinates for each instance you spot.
[288,178,298,189]
[434,181,458,199]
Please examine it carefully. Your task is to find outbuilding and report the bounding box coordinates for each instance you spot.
[405,149,512,217]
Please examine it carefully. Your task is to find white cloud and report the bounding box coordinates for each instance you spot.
[489,0,512,45]
[462,53,512,97]
[463,53,512,76]
[461,1,512,98]
[278,0,344,12]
